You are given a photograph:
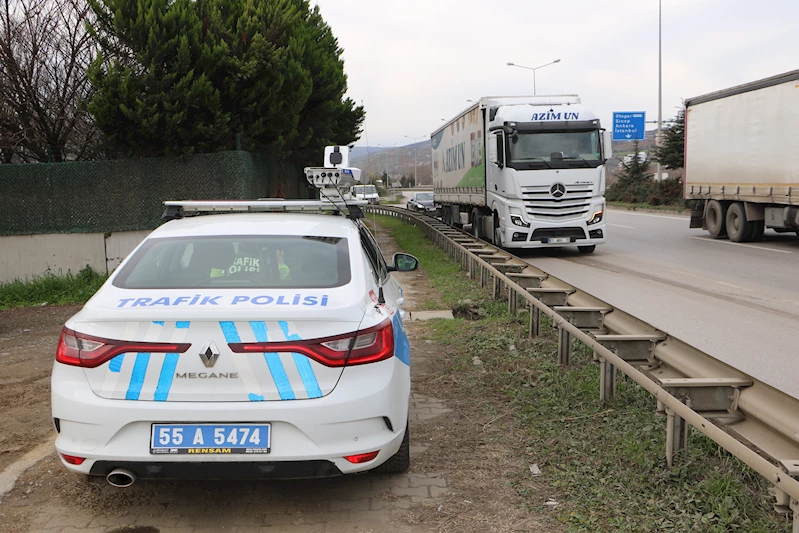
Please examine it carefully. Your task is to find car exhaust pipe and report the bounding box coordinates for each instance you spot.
[106,468,136,488]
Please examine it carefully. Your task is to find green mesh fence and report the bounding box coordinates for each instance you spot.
[0,151,314,236]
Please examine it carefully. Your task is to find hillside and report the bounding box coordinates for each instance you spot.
[348,128,661,186]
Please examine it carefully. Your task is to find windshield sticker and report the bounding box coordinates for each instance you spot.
[116,294,329,308]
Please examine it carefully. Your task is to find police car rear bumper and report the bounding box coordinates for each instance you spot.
[51,357,410,477]
[89,459,344,480]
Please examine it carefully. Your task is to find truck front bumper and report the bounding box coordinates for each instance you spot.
[500,220,606,249]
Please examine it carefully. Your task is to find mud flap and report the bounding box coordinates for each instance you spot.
[690,202,705,229]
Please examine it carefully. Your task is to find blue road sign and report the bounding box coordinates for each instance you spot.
[612,112,646,141]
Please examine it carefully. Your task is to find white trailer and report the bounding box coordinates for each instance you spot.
[431,96,611,252]
[686,70,799,241]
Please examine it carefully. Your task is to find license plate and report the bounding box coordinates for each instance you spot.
[548,237,571,244]
[150,424,271,455]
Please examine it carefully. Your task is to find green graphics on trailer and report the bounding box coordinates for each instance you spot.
[432,107,486,189]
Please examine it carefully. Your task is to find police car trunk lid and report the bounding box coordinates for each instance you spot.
[75,290,365,402]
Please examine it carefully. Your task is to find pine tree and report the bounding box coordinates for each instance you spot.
[651,108,685,170]
[86,0,364,160]
[606,141,654,203]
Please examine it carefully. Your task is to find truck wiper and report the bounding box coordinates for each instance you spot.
[516,157,552,169]
[563,156,591,167]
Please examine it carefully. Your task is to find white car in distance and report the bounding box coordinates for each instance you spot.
[51,199,417,486]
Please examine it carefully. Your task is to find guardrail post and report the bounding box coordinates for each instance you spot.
[529,306,540,338]
[508,288,518,314]
[493,275,502,299]
[599,356,616,403]
[469,257,476,280]
[558,325,571,365]
[665,406,688,467]
[481,264,488,287]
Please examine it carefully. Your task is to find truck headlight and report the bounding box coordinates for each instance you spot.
[587,210,604,225]
[509,207,530,228]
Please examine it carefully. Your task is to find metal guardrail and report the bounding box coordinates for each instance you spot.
[368,205,799,531]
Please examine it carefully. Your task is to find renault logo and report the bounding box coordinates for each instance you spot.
[550,183,567,198]
[199,340,220,368]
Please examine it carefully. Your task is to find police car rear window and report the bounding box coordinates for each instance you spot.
[113,236,351,289]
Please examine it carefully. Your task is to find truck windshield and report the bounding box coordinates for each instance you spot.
[508,130,602,168]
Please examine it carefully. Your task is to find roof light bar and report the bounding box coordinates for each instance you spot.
[164,199,366,214]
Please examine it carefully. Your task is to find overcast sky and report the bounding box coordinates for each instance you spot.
[314,0,798,148]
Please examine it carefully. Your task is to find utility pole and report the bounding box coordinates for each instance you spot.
[656,0,663,181]
[404,135,426,186]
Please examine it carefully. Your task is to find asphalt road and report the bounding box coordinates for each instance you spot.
[517,209,799,398]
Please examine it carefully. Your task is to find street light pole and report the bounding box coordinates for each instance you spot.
[656,0,663,181]
[405,134,426,186]
[506,59,561,95]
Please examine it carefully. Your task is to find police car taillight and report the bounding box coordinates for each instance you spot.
[229,319,394,367]
[56,327,191,368]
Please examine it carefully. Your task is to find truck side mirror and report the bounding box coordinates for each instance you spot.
[602,130,612,160]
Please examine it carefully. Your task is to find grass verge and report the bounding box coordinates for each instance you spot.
[0,265,107,310]
[608,201,689,213]
[375,214,790,533]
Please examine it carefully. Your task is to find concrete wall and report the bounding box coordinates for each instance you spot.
[0,230,149,283]
[105,231,150,272]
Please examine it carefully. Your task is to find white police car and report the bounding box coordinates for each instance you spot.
[51,198,417,486]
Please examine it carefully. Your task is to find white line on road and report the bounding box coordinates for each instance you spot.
[716,281,752,291]
[608,210,687,221]
[690,236,793,254]
[608,223,635,229]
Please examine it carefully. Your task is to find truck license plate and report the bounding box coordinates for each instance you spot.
[547,237,571,244]
[150,424,271,455]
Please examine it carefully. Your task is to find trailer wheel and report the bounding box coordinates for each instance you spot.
[706,200,727,238]
[442,205,452,225]
[471,208,483,239]
[726,202,754,242]
[492,211,502,247]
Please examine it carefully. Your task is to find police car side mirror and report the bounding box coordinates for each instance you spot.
[388,253,419,272]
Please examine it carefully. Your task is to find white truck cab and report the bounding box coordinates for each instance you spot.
[433,96,610,253]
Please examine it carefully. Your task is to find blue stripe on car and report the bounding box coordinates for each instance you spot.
[153,353,179,401]
[109,354,124,372]
[125,353,150,400]
[219,321,241,343]
[392,314,411,366]
[151,321,190,401]
[279,321,322,399]
[250,321,295,400]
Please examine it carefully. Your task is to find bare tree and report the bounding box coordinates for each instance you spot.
[0,0,98,163]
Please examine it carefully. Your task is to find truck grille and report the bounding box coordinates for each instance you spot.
[521,184,593,219]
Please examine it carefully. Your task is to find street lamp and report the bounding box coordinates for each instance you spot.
[405,134,427,187]
[506,59,561,95]
[656,0,663,181]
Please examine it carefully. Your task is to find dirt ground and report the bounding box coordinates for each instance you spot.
[0,305,79,472]
[0,231,564,533]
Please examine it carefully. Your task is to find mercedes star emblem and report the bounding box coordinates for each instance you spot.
[550,183,567,198]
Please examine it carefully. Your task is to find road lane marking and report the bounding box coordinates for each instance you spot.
[608,210,687,221]
[608,223,635,229]
[717,281,752,291]
[690,236,793,254]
